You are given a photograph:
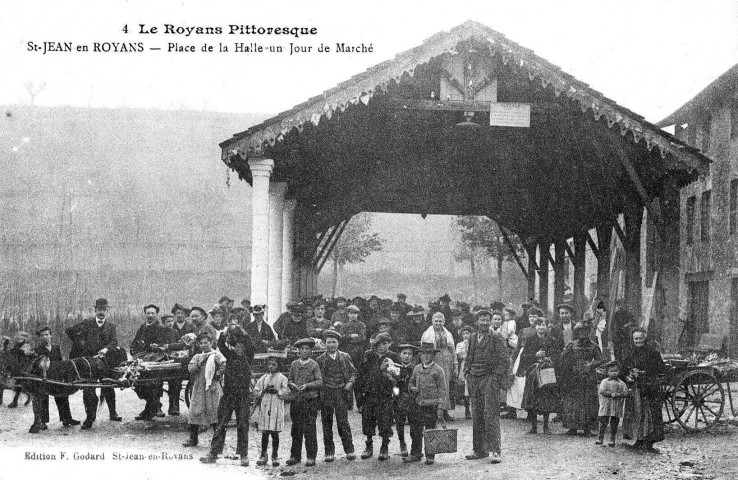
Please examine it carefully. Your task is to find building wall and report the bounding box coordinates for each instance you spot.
[676,94,738,354]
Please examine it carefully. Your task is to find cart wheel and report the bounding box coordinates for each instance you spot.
[660,381,677,424]
[184,381,193,409]
[672,370,724,433]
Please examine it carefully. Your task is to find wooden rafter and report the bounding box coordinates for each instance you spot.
[585,231,600,259]
[500,227,528,279]
[316,219,349,273]
[613,143,664,229]
[613,218,627,245]
[313,224,341,267]
[563,241,576,261]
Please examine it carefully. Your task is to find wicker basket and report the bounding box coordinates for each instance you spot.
[423,427,457,455]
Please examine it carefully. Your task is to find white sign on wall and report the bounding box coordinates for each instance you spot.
[489,102,531,127]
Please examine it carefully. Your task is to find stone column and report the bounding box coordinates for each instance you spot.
[268,182,287,323]
[248,159,274,306]
[281,199,297,308]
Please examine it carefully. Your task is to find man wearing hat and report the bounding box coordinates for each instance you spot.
[329,297,349,329]
[131,304,166,420]
[245,305,276,354]
[399,306,428,347]
[307,300,333,339]
[189,306,218,353]
[33,326,80,429]
[200,324,255,466]
[371,317,396,347]
[166,304,196,415]
[438,294,453,322]
[316,330,357,462]
[65,298,122,429]
[356,332,401,461]
[286,338,323,467]
[395,293,412,317]
[464,309,509,464]
[278,302,309,345]
[338,305,367,373]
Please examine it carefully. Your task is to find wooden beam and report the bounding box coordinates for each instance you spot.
[585,231,600,259]
[613,218,627,245]
[563,241,576,261]
[387,98,561,113]
[316,219,349,273]
[614,143,664,228]
[311,229,330,262]
[313,223,341,268]
[500,227,528,279]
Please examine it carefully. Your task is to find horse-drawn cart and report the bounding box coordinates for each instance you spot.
[660,353,738,432]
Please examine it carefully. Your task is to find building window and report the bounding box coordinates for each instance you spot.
[732,100,738,139]
[730,179,738,235]
[686,196,696,245]
[701,114,712,153]
[701,190,712,243]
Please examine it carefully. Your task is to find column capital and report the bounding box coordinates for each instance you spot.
[248,158,274,176]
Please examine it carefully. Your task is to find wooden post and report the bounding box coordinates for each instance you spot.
[524,239,538,301]
[538,240,550,314]
[573,234,587,317]
[623,202,643,322]
[596,225,612,303]
[554,240,566,309]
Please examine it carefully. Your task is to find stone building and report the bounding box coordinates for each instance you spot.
[657,64,738,355]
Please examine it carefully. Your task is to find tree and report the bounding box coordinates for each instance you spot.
[25,81,46,105]
[452,216,525,300]
[330,213,384,297]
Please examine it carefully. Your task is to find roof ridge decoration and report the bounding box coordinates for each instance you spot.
[221,20,707,174]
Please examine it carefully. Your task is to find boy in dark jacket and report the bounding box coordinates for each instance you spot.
[200,325,255,467]
[394,344,418,457]
[356,332,401,461]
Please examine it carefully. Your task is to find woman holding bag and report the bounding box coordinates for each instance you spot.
[520,318,561,434]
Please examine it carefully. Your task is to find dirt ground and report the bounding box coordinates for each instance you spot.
[1,388,737,480]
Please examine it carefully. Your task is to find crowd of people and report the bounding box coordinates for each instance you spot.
[2,291,668,468]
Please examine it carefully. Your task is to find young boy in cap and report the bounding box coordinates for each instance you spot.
[316,330,357,462]
[286,338,323,467]
[404,344,447,465]
[200,325,255,466]
[356,332,401,460]
[33,326,80,430]
[394,344,418,456]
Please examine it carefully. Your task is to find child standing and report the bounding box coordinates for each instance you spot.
[597,361,629,446]
[403,345,447,465]
[253,356,290,466]
[286,338,323,467]
[455,326,472,419]
[394,344,418,457]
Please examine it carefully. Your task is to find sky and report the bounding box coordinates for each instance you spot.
[1,0,737,123]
